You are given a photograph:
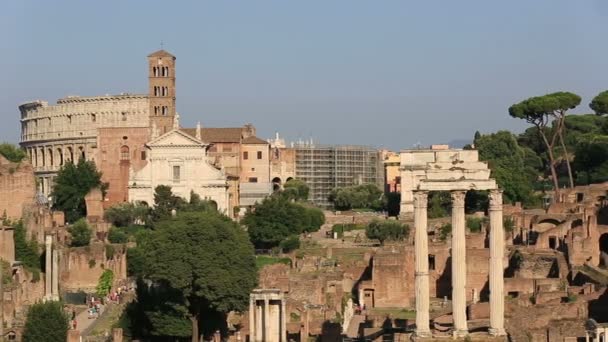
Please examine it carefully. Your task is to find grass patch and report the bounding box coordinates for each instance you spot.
[256,256,291,269]
[368,307,416,320]
[332,224,365,238]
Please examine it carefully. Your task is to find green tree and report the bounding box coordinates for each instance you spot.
[243,196,324,249]
[22,301,69,342]
[509,92,581,197]
[590,90,608,116]
[108,226,128,243]
[68,219,92,247]
[152,185,187,221]
[282,179,310,201]
[279,235,300,252]
[104,202,150,227]
[0,143,26,163]
[475,131,540,206]
[428,191,450,218]
[328,184,384,211]
[140,211,257,341]
[573,136,608,184]
[365,220,410,245]
[51,159,104,223]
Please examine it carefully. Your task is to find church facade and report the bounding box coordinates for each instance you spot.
[128,128,229,215]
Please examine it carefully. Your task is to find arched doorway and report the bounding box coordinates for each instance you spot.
[600,234,608,268]
[272,177,281,192]
[208,200,218,211]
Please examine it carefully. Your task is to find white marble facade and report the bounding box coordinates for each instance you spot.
[128,129,229,214]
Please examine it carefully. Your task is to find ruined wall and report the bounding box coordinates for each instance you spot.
[2,267,45,331]
[0,156,35,220]
[371,247,414,307]
[60,243,127,291]
[22,205,66,244]
[0,227,15,262]
[259,264,290,293]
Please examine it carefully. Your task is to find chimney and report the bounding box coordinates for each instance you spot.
[196,122,201,140]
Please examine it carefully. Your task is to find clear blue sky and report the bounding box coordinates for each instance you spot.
[2,1,607,150]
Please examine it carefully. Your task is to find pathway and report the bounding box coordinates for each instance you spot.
[72,304,106,336]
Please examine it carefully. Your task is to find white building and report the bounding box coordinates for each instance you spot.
[128,128,229,214]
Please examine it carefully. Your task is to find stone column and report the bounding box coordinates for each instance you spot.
[488,189,506,336]
[52,248,59,300]
[413,191,431,337]
[451,190,468,337]
[44,235,52,300]
[255,301,263,342]
[263,299,270,342]
[281,299,287,342]
[249,298,255,342]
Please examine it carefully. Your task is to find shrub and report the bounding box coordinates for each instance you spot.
[13,221,40,271]
[365,220,410,245]
[68,219,92,247]
[280,236,300,253]
[439,223,452,241]
[466,217,484,233]
[88,259,96,268]
[96,269,114,297]
[104,202,150,227]
[108,227,128,244]
[105,244,115,260]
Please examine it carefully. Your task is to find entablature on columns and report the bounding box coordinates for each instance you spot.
[417,179,497,192]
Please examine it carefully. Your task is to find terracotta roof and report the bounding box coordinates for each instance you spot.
[181,127,244,143]
[147,50,175,58]
[242,136,269,145]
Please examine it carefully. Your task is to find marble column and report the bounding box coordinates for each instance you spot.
[263,299,270,342]
[249,299,255,342]
[281,299,287,342]
[451,190,468,337]
[52,249,59,300]
[488,189,506,336]
[255,302,263,342]
[44,235,52,300]
[413,191,431,337]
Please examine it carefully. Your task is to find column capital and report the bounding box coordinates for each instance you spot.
[451,190,466,208]
[489,189,503,210]
[413,191,428,209]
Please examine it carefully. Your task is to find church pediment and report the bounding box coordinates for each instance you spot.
[147,129,206,148]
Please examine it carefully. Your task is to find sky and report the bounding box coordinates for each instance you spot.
[2,1,608,150]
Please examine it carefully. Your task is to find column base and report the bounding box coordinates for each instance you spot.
[488,327,506,336]
[453,329,469,338]
[414,330,432,338]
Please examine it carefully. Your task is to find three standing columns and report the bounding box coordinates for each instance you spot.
[451,191,468,337]
[413,189,505,337]
[413,191,431,337]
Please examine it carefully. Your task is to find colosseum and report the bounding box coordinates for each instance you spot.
[19,50,177,199]
[19,94,150,195]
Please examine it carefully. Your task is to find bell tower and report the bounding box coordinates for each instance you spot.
[148,49,176,134]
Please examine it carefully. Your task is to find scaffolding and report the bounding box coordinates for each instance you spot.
[294,144,384,207]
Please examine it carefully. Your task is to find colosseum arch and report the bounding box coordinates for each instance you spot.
[67,146,74,163]
[48,148,54,166]
[57,148,63,166]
